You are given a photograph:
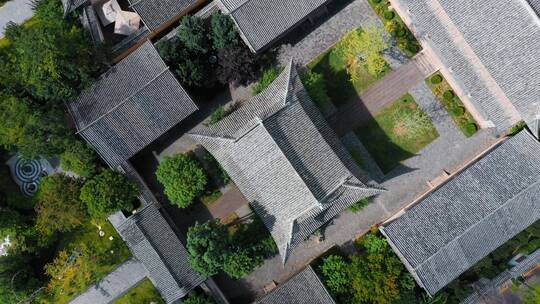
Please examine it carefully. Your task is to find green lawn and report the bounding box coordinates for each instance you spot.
[307,28,391,107]
[426,72,478,137]
[40,220,132,304]
[113,279,164,304]
[356,94,439,173]
[368,0,421,58]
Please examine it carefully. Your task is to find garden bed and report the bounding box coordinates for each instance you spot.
[307,27,392,107]
[368,0,421,58]
[356,93,439,173]
[113,279,164,304]
[426,72,478,137]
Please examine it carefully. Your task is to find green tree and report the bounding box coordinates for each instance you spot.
[177,16,209,54]
[80,170,138,218]
[60,140,97,177]
[0,95,69,158]
[3,0,102,102]
[186,220,230,276]
[525,284,540,304]
[35,174,85,237]
[156,154,207,208]
[183,291,214,304]
[222,248,263,279]
[210,13,238,50]
[319,255,351,296]
[349,234,405,304]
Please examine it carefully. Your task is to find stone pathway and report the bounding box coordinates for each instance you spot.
[207,184,249,219]
[69,258,148,304]
[329,51,439,136]
[0,0,33,37]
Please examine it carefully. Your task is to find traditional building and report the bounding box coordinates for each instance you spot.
[68,41,198,168]
[381,130,540,295]
[214,0,331,53]
[256,266,336,304]
[389,0,540,135]
[111,203,205,304]
[189,62,384,262]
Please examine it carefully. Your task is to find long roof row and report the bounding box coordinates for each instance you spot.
[395,0,540,133]
[381,130,540,295]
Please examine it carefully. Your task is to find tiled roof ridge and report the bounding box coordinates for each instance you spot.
[76,67,169,134]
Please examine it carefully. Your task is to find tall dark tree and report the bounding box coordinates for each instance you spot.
[177,15,210,54]
[186,220,230,276]
[216,45,257,86]
[210,13,238,50]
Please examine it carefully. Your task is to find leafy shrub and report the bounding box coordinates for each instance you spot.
[60,140,97,177]
[508,120,527,136]
[370,0,382,3]
[301,71,331,109]
[451,106,465,116]
[184,292,214,304]
[366,52,390,77]
[208,106,227,125]
[384,10,395,20]
[156,154,207,208]
[407,41,420,53]
[319,255,351,296]
[210,13,238,50]
[187,220,230,276]
[35,174,85,237]
[252,67,281,95]
[222,249,262,279]
[430,74,443,84]
[349,198,370,213]
[80,170,138,218]
[464,123,478,136]
[443,90,455,100]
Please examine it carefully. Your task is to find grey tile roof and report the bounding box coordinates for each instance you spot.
[68,41,198,167]
[381,130,540,296]
[61,0,88,14]
[129,0,201,32]
[216,0,329,52]
[115,203,205,304]
[189,62,384,262]
[255,266,335,304]
[400,0,540,133]
[528,0,540,16]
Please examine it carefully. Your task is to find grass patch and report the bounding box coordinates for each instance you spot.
[356,94,439,173]
[368,0,421,57]
[300,71,333,114]
[252,67,282,95]
[113,279,164,304]
[40,220,132,304]
[426,72,479,137]
[307,27,391,107]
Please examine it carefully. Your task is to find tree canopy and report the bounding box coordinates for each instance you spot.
[186,219,277,279]
[210,13,239,50]
[177,15,210,54]
[80,170,138,218]
[60,140,97,177]
[35,174,86,237]
[156,154,207,208]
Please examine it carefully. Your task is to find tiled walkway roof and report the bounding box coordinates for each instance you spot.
[256,266,335,304]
